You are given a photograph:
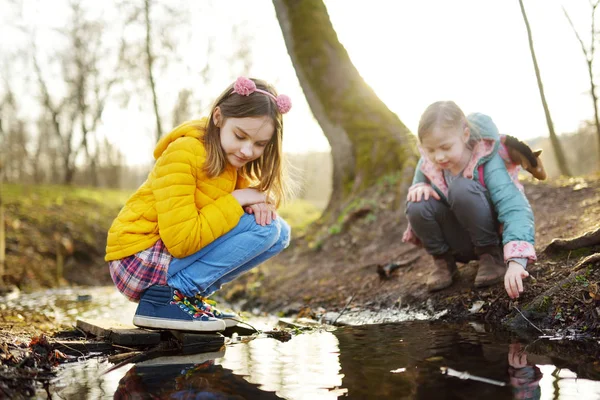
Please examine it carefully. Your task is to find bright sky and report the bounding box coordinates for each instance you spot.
[2,0,597,166]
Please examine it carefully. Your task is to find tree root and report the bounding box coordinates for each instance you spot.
[376,254,421,279]
[544,227,600,254]
[574,253,600,271]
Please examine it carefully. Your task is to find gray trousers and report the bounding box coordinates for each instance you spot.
[406,177,500,262]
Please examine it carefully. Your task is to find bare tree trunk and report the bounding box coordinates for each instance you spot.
[145,0,163,143]
[563,3,600,170]
[272,0,418,215]
[32,129,45,183]
[64,158,76,185]
[519,0,571,176]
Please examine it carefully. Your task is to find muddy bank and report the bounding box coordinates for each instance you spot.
[223,174,600,336]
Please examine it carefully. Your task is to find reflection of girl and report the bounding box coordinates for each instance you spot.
[114,357,284,399]
[508,343,542,400]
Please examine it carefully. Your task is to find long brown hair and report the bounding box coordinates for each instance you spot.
[203,78,291,206]
[417,101,480,149]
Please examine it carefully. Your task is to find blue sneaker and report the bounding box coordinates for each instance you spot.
[194,296,240,328]
[133,285,226,332]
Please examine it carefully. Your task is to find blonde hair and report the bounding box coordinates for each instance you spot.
[417,101,480,149]
[202,78,292,206]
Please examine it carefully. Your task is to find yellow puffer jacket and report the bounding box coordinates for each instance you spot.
[105,118,251,261]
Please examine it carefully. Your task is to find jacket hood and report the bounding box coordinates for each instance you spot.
[153,118,208,160]
[468,112,500,141]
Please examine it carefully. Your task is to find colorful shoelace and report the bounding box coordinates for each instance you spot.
[171,290,215,319]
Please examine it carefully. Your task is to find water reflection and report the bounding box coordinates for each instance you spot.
[13,287,598,399]
[52,321,600,399]
[507,342,542,399]
[220,331,345,399]
[113,349,283,399]
[333,322,600,399]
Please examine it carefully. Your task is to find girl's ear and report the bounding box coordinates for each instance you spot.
[213,107,222,127]
[462,125,471,143]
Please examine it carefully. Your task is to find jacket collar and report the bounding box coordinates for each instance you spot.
[418,137,497,197]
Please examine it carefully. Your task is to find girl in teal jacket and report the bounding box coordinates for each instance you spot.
[403,101,536,299]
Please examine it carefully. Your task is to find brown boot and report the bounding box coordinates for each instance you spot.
[427,253,457,292]
[474,245,506,288]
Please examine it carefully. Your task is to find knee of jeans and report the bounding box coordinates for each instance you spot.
[250,216,282,241]
[406,199,438,223]
[448,177,479,205]
[276,218,291,250]
[262,218,290,254]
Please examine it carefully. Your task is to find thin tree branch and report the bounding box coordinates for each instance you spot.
[562,6,591,61]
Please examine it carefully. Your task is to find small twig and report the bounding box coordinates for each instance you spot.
[103,354,142,375]
[107,351,142,364]
[111,344,137,352]
[333,291,358,325]
[53,342,85,357]
[230,319,259,333]
[513,305,545,334]
[73,325,89,341]
[523,337,542,352]
[565,292,587,305]
[333,279,379,325]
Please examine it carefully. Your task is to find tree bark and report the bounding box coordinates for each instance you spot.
[519,0,571,176]
[272,0,418,215]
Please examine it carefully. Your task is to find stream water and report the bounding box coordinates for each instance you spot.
[5,287,599,399]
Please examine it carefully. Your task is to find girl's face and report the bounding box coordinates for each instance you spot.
[421,124,471,173]
[214,109,274,169]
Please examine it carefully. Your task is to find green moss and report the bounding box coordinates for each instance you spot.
[537,296,552,312]
[364,212,377,223]
[575,274,589,286]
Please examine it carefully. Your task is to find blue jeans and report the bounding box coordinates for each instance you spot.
[166,213,291,297]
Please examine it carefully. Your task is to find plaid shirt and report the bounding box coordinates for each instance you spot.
[109,239,172,302]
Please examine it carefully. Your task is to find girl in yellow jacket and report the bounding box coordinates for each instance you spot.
[106,77,293,332]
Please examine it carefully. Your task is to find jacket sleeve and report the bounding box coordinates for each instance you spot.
[151,138,244,258]
[411,157,430,186]
[483,152,537,262]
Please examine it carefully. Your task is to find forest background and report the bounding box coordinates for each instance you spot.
[0,0,599,295]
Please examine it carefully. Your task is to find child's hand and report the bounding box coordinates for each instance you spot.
[245,202,277,226]
[504,261,530,299]
[407,185,440,202]
[232,189,267,207]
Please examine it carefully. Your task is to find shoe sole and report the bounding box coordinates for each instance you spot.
[474,278,503,288]
[133,316,226,332]
[474,274,504,288]
[427,280,454,292]
[223,318,239,328]
[427,270,457,292]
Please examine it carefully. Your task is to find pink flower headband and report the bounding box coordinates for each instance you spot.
[233,77,292,114]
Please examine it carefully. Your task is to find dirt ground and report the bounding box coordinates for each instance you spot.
[227,173,600,335]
